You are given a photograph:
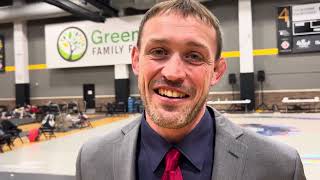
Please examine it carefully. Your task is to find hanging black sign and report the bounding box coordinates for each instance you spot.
[0,35,5,72]
[277,6,293,54]
[277,3,320,55]
[292,35,320,53]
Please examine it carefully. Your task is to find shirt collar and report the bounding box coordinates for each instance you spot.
[140,114,171,172]
[140,108,214,172]
[176,109,213,171]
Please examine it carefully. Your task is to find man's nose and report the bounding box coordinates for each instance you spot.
[161,54,186,82]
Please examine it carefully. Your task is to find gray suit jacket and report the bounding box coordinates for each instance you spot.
[76,107,306,180]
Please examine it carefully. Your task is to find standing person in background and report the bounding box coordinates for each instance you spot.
[76,0,306,179]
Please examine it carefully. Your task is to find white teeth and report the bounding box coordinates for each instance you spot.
[159,89,163,95]
[158,88,186,98]
[172,91,178,97]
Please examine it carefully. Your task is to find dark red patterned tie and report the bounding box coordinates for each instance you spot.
[161,148,183,180]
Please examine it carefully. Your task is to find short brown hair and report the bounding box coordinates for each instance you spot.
[137,0,223,60]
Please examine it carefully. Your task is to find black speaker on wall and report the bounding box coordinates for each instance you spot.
[257,70,265,82]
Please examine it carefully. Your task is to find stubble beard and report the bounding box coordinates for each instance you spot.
[139,76,209,129]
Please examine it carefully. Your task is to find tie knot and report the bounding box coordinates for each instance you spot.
[164,148,181,172]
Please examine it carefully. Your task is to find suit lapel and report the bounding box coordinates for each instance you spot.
[209,108,248,180]
[113,118,141,180]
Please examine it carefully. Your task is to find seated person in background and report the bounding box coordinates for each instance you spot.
[13,106,25,119]
[41,113,55,129]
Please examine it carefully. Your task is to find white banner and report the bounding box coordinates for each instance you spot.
[45,15,143,69]
[292,3,320,22]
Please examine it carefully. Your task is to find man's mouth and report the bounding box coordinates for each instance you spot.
[155,88,189,99]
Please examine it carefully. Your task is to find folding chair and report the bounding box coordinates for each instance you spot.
[0,120,24,144]
[39,113,56,139]
[0,128,13,152]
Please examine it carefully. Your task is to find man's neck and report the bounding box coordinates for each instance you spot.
[145,107,206,143]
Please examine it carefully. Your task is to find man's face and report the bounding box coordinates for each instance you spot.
[132,13,225,129]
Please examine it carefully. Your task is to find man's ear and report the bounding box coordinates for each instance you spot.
[131,46,140,76]
[210,57,227,86]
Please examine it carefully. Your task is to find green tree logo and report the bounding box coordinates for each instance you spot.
[57,27,88,62]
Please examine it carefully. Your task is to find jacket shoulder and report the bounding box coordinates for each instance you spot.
[76,116,141,180]
[240,128,304,179]
[80,117,141,156]
[212,107,298,159]
[212,108,304,179]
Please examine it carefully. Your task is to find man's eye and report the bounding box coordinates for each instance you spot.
[149,48,168,59]
[184,52,205,65]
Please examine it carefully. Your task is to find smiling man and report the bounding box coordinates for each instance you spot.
[76,1,306,180]
[131,11,226,143]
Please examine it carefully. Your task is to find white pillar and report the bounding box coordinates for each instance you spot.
[14,21,29,84]
[13,0,29,84]
[239,0,253,73]
[238,0,255,111]
[114,64,129,80]
[13,0,31,106]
